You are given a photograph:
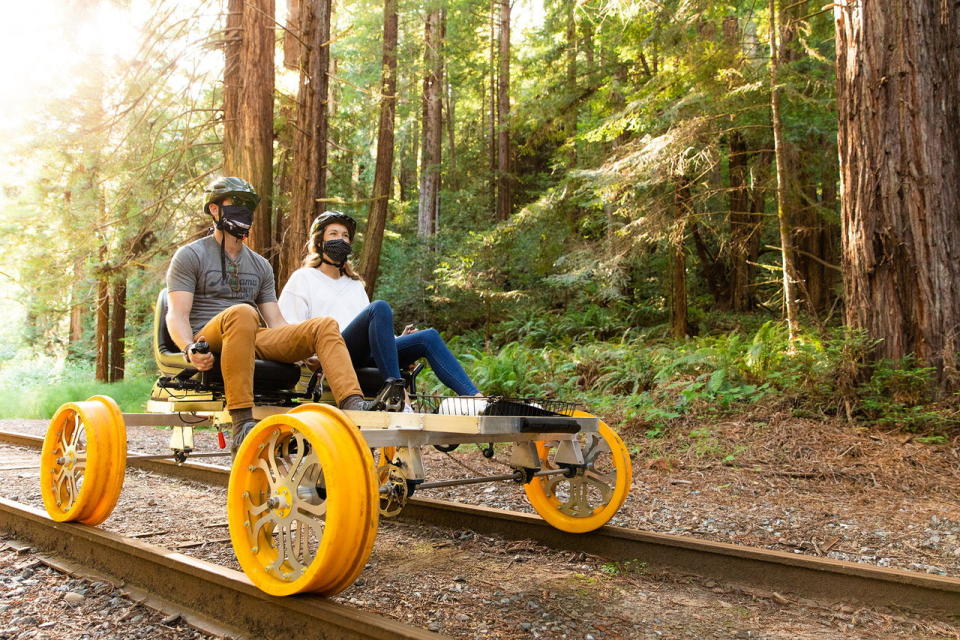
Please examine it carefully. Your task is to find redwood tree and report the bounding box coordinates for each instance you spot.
[282,0,332,284]
[418,7,444,237]
[224,0,275,261]
[360,0,399,293]
[835,1,960,388]
[495,0,512,220]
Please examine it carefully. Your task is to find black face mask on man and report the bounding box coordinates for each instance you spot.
[217,205,254,239]
[322,239,352,265]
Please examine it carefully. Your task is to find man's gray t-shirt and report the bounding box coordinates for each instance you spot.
[166,235,277,333]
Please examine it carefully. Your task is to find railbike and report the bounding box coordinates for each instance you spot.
[38,290,632,596]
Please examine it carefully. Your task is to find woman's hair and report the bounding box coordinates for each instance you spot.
[302,229,363,281]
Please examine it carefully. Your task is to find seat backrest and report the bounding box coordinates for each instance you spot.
[153,288,180,356]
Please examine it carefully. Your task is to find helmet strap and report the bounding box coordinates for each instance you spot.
[320,256,347,275]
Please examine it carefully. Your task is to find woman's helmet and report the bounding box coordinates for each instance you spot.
[203,177,260,214]
[309,210,357,241]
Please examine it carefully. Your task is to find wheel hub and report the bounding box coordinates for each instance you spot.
[270,484,293,519]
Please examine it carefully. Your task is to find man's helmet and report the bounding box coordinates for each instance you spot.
[203,176,260,214]
[309,210,357,240]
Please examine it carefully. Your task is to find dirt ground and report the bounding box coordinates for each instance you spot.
[0,414,958,640]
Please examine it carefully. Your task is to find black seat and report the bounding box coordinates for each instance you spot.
[152,289,301,391]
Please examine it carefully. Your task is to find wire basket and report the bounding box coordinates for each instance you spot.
[410,394,579,417]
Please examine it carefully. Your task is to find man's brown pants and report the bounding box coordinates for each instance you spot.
[195,304,362,409]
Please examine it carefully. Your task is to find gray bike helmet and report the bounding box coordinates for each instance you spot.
[309,210,357,240]
[203,176,260,214]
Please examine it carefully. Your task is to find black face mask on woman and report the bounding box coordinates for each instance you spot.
[322,239,352,265]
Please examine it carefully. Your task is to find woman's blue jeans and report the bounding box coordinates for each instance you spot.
[340,300,480,396]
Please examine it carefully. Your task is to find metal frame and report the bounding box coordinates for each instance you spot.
[135,395,599,502]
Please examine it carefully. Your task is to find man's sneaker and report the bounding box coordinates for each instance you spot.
[374,377,407,412]
[231,418,259,458]
[339,394,379,411]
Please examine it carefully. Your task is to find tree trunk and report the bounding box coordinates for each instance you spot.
[495,0,512,221]
[283,0,302,70]
[418,7,444,237]
[819,151,840,314]
[729,132,753,311]
[489,1,497,184]
[108,277,126,382]
[282,0,332,285]
[360,0,399,294]
[564,0,577,150]
[835,0,960,389]
[399,117,419,202]
[671,178,690,339]
[68,257,85,352]
[223,0,243,174]
[228,0,275,263]
[769,0,800,343]
[444,67,457,190]
[94,272,109,383]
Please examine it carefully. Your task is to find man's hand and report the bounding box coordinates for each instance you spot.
[304,355,322,372]
[401,323,417,336]
[186,336,215,371]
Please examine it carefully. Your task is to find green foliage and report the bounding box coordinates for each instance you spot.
[599,559,648,577]
[0,358,154,419]
[407,314,956,439]
[853,357,954,432]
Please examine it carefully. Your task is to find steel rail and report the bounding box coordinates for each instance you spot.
[2,429,958,618]
[0,498,444,640]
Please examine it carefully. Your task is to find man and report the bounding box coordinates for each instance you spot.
[165,176,374,451]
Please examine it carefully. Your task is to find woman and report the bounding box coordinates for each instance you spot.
[279,211,482,399]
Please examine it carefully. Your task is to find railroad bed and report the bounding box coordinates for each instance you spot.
[1,432,958,639]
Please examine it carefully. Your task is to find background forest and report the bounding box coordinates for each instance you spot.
[0,0,956,437]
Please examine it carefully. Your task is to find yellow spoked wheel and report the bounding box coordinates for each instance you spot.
[227,404,379,596]
[40,395,127,525]
[523,411,632,533]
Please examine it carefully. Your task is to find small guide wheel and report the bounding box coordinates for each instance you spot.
[227,404,379,596]
[375,447,407,517]
[523,411,632,533]
[40,395,127,525]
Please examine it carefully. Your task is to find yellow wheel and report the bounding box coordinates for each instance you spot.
[523,411,632,533]
[227,404,379,596]
[40,395,127,525]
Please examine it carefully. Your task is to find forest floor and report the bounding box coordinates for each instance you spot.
[0,413,958,639]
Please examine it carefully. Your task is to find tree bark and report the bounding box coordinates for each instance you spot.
[769,0,800,343]
[283,0,302,70]
[399,117,419,202]
[489,1,497,184]
[729,132,753,311]
[444,66,457,190]
[108,277,126,382]
[671,179,690,339]
[495,0,512,221]
[282,0,332,285]
[564,0,577,151]
[68,257,85,353]
[418,7,444,237]
[835,0,960,389]
[227,0,276,263]
[360,0,399,295]
[223,0,243,174]
[94,271,109,383]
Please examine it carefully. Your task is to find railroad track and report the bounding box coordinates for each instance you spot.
[1,429,958,621]
[0,497,441,640]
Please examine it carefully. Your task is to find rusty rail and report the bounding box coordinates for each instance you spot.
[2,429,958,618]
[0,498,443,640]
